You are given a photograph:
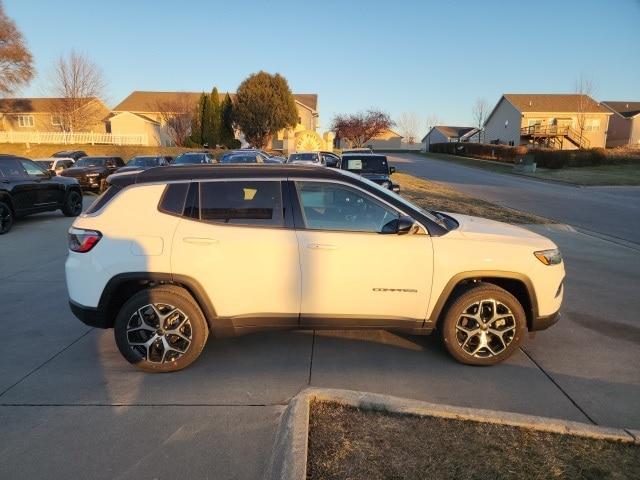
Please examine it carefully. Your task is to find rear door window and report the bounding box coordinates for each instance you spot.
[199,181,283,227]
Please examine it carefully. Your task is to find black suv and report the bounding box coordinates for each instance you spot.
[52,150,88,161]
[340,153,399,192]
[0,155,82,234]
[60,156,125,191]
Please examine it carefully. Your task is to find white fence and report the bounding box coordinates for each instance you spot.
[0,131,149,146]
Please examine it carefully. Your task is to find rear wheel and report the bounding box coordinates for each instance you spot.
[62,190,83,217]
[114,286,209,372]
[441,284,526,366]
[0,201,14,234]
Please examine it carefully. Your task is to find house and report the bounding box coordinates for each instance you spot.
[0,97,109,134]
[338,128,404,151]
[483,94,612,150]
[602,101,640,147]
[109,91,321,150]
[421,126,479,152]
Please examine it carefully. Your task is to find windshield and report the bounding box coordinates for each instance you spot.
[129,156,160,167]
[221,154,256,164]
[174,153,206,164]
[75,157,106,167]
[336,169,445,227]
[342,156,389,174]
[288,153,319,163]
[36,160,54,169]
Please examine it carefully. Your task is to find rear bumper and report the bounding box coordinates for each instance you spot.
[69,300,110,329]
[530,310,561,331]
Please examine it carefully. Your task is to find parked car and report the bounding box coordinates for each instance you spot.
[52,150,88,161]
[320,151,341,168]
[340,153,399,192]
[287,151,325,165]
[173,152,216,165]
[116,155,172,173]
[35,157,75,175]
[342,147,373,154]
[66,164,564,372]
[219,152,264,164]
[0,155,82,234]
[60,156,125,191]
[220,149,284,164]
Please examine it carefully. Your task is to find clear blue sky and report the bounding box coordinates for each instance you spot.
[6,0,640,133]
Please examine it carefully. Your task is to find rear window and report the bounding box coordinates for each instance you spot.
[199,180,283,227]
[85,185,121,214]
[158,183,189,215]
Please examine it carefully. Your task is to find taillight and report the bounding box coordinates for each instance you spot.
[68,227,102,253]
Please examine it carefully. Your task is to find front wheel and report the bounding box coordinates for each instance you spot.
[62,190,83,217]
[114,286,209,372]
[0,201,14,234]
[441,284,526,366]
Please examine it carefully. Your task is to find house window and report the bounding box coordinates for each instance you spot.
[51,115,62,127]
[584,119,601,132]
[17,115,35,128]
[298,116,302,125]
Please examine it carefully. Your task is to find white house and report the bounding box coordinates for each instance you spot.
[420,126,478,152]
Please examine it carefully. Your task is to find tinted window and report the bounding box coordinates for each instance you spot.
[36,160,54,169]
[0,158,26,178]
[76,157,106,167]
[158,183,189,215]
[288,153,319,163]
[221,154,258,164]
[174,153,211,164]
[296,181,398,233]
[85,185,121,214]
[19,159,46,176]
[129,156,161,167]
[199,181,283,227]
[341,155,388,173]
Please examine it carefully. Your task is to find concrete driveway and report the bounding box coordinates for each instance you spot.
[1,186,639,479]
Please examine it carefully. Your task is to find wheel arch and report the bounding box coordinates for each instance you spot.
[0,192,16,214]
[429,271,538,331]
[97,272,217,330]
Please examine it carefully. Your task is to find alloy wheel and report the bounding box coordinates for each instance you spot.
[126,303,192,363]
[0,204,13,233]
[69,192,83,215]
[455,298,516,358]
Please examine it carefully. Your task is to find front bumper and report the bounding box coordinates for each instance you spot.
[530,310,561,331]
[69,300,111,328]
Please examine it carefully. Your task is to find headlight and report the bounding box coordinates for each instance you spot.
[534,248,562,265]
[86,173,100,177]
[381,181,390,189]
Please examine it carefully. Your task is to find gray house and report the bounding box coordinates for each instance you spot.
[602,101,640,148]
[420,126,479,152]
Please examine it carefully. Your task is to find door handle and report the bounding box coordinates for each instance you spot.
[183,237,219,246]
[307,243,338,250]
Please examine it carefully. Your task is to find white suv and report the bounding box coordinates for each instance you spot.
[66,165,564,372]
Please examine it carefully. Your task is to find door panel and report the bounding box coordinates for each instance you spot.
[293,181,433,326]
[170,180,300,324]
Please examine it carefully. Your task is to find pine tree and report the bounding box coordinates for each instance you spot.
[189,92,208,146]
[220,93,237,148]
[205,87,221,147]
[200,92,212,147]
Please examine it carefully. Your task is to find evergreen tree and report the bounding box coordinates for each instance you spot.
[189,92,208,146]
[220,93,237,148]
[200,91,212,147]
[205,87,221,147]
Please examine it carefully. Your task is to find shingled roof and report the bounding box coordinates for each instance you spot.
[503,94,610,114]
[112,91,318,113]
[602,101,640,118]
[0,97,101,113]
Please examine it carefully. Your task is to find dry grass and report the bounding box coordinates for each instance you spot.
[394,172,548,224]
[308,401,640,480]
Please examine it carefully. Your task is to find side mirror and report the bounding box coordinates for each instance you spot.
[389,166,396,174]
[381,215,415,235]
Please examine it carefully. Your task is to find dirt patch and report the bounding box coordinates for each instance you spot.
[308,401,640,480]
[395,172,548,224]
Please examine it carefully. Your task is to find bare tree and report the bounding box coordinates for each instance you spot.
[331,110,394,148]
[0,1,34,96]
[48,51,106,131]
[155,94,196,147]
[472,98,488,143]
[574,75,596,147]
[396,112,422,144]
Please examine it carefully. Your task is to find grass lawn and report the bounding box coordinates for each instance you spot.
[423,152,640,186]
[308,401,640,480]
[394,172,548,224]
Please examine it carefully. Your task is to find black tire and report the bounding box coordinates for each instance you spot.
[441,283,526,366]
[62,189,83,217]
[114,285,209,372]
[0,201,14,234]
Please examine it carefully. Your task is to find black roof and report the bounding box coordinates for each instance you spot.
[109,164,351,187]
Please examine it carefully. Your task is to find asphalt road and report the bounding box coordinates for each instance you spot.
[389,152,640,244]
[1,182,639,478]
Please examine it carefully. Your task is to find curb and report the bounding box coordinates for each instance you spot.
[264,387,639,480]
